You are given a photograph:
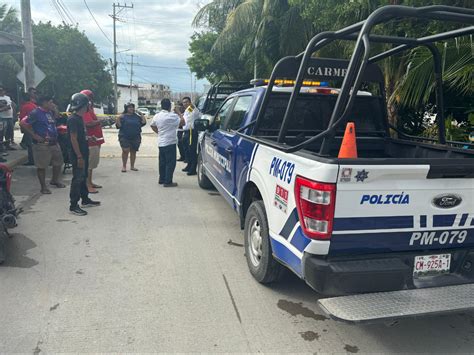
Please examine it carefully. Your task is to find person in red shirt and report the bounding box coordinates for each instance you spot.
[81,90,105,194]
[19,87,38,165]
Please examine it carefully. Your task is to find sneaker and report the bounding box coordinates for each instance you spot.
[163,182,178,187]
[187,171,197,176]
[81,199,101,208]
[181,167,189,172]
[70,205,88,216]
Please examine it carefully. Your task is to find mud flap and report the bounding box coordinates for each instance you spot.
[318,284,474,324]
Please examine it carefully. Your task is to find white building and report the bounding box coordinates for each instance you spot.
[117,83,139,112]
[137,83,171,106]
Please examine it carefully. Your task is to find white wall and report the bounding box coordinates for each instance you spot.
[117,85,139,113]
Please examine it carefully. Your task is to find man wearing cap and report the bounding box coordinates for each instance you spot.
[19,95,65,194]
[81,90,104,194]
[67,93,100,216]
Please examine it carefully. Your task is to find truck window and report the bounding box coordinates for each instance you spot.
[215,98,236,129]
[223,96,252,131]
[258,94,385,136]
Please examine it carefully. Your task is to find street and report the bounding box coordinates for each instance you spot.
[0,125,473,353]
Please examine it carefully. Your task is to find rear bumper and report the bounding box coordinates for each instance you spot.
[302,248,474,296]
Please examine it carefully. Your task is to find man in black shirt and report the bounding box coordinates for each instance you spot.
[68,93,100,216]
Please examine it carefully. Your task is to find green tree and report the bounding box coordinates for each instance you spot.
[33,22,112,110]
[0,4,22,90]
[189,0,312,81]
[187,32,251,83]
[290,0,473,136]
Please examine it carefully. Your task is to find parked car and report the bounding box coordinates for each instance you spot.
[137,107,150,119]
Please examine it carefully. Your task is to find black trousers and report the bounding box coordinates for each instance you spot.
[69,154,89,207]
[183,130,198,173]
[159,144,177,184]
[177,131,185,160]
[5,118,14,143]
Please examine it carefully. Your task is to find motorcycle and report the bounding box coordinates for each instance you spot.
[0,164,21,264]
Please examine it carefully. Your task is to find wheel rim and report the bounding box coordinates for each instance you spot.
[248,216,263,267]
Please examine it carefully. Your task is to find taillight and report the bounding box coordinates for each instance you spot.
[294,176,336,240]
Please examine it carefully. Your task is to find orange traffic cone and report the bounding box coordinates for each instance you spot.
[338,122,358,159]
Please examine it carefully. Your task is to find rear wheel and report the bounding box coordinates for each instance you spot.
[244,200,283,283]
[197,151,214,190]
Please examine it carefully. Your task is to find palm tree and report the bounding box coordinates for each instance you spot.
[193,0,313,78]
[394,39,473,108]
[0,4,22,81]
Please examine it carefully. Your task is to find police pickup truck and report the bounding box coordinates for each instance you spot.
[196,81,251,116]
[195,5,474,323]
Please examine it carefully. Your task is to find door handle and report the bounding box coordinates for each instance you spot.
[225,147,233,154]
[211,141,217,146]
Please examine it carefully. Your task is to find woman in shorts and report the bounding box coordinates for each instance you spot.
[116,103,146,172]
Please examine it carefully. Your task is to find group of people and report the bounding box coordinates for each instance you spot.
[19,90,102,216]
[0,85,22,160]
[1,84,202,215]
[150,96,201,187]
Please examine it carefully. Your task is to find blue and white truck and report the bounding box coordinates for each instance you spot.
[195,5,474,323]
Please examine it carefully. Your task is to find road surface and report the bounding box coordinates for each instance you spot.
[1,124,474,353]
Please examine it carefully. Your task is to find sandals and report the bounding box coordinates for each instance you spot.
[131,168,138,171]
[92,184,102,189]
[41,188,52,194]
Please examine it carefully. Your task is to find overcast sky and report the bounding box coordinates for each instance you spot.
[5,0,210,93]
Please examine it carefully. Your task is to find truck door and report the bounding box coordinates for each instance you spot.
[203,97,237,205]
[205,96,253,207]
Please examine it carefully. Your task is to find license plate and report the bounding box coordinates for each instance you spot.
[413,254,451,277]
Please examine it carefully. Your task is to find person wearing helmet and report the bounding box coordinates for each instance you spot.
[80,90,104,194]
[116,102,146,172]
[67,93,101,216]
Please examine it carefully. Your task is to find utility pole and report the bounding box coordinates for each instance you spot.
[129,54,134,102]
[253,38,258,81]
[20,0,35,90]
[111,2,133,113]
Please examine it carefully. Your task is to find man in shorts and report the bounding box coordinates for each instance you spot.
[20,95,65,194]
[81,90,104,194]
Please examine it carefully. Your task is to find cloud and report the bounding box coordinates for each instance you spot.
[5,0,210,92]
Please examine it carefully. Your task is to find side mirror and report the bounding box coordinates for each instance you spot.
[194,118,210,132]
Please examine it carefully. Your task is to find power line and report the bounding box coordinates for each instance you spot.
[83,0,113,44]
[120,62,189,70]
[56,0,76,25]
[49,0,69,25]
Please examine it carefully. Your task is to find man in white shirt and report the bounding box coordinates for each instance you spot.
[181,96,201,176]
[0,86,14,153]
[150,98,182,187]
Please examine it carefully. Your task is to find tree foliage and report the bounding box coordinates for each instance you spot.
[191,0,472,138]
[188,0,312,83]
[32,22,112,109]
[0,5,112,110]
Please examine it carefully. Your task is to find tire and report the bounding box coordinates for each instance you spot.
[197,151,214,190]
[244,200,284,283]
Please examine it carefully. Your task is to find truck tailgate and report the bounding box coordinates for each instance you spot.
[331,164,474,255]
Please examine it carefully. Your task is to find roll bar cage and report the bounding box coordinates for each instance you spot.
[202,81,251,114]
[241,5,474,155]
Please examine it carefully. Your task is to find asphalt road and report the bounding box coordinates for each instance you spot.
[1,125,474,353]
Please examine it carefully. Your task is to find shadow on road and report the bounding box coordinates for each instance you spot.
[3,233,38,268]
